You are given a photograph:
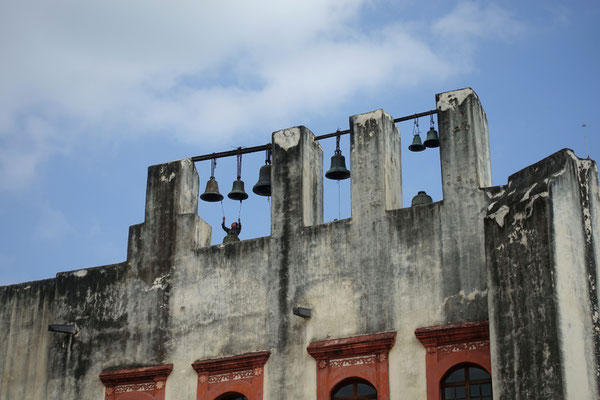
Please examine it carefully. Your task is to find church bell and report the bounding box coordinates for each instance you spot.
[228,151,249,201]
[252,164,272,196]
[325,132,350,180]
[411,191,432,206]
[408,134,425,152]
[228,179,248,201]
[200,176,224,202]
[423,114,440,148]
[325,151,350,180]
[408,118,425,152]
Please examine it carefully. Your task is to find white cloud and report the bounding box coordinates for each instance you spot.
[0,0,525,191]
[432,1,525,41]
[35,204,75,241]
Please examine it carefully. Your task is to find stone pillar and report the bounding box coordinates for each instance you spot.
[127,158,211,281]
[486,150,600,399]
[437,88,491,199]
[349,109,402,220]
[270,126,323,237]
[436,88,492,320]
[267,126,323,394]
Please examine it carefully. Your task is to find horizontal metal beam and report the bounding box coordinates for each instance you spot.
[191,109,438,163]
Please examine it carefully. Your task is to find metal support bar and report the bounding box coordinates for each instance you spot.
[191,109,438,163]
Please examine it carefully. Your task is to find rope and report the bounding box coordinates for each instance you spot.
[337,180,341,220]
[220,200,225,219]
[210,158,216,178]
[236,149,242,180]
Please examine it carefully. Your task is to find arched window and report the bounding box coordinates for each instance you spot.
[215,392,248,400]
[441,364,492,400]
[331,378,377,400]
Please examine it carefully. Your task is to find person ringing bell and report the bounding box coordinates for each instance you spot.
[222,217,242,243]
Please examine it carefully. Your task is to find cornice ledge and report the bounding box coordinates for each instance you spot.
[307,332,396,360]
[415,320,489,348]
[99,364,173,386]
[192,351,271,374]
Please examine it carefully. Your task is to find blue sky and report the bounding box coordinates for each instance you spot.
[0,0,598,285]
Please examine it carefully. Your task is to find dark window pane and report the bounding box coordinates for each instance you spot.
[217,394,248,400]
[469,367,490,380]
[456,385,465,399]
[333,383,353,397]
[470,384,480,396]
[357,383,376,395]
[481,383,491,395]
[482,397,491,400]
[446,368,465,382]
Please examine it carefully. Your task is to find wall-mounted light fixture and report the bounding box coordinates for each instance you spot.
[48,324,78,335]
[293,307,312,319]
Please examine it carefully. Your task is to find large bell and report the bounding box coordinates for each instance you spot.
[252,164,272,196]
[200,177,224,202]
[325,151,351,180]
[423,127,440,148]
[228,178,248,201]
[408,134,426,152]
[411,191,432,206]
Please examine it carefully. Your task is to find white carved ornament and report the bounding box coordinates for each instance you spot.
[207,369,254,384]
[114,382,156,393]
[329,355,377,368]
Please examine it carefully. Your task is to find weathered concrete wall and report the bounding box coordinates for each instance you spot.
[2,88,569,399]
[437,89,492,321]
[0,279,54,399]
[486,150,600,399]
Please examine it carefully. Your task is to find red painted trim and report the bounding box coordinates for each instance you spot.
[191,351,270,400]
[414,321,491,400]
[307,332,396,400]
[100,364,173,400]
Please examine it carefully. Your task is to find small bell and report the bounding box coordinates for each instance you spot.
[228,178,248,201]
[325,151,351,180]
[423,114,439,148]
[228,151,248,201]
[253,164,272,196]
[423,128,439,148]
[326,134,350,180]
[408,117,425,152]
[200,176,224,202]
[411,191,432,206]
[408,134,426,152]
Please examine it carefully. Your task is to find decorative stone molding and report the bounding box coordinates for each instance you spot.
[307,332,396,400]
[415,321,491,400]
[191,351,270,400]
[99,364,173,400]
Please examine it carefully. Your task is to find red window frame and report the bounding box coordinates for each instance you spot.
[191,351,270,400]
[307,332,396,400]
[99,364,173,400]
[415,321,491,400]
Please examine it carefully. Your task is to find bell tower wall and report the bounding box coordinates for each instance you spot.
[0,88,513,400]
